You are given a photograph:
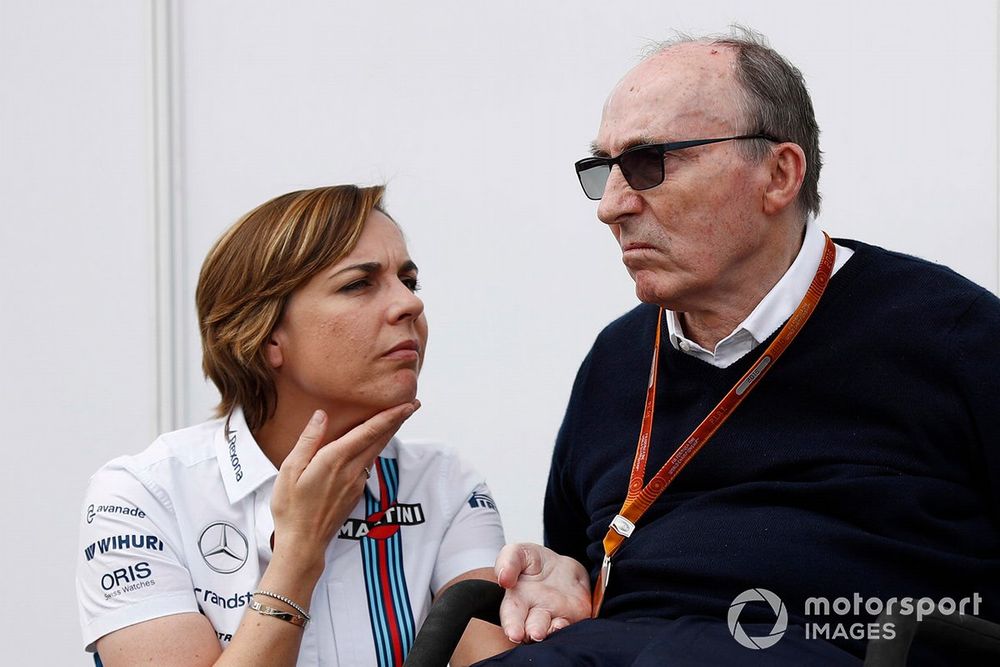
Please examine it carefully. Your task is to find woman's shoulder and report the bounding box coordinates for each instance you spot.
[389,438,476,480]
[388,438,495,507]
[86,416,226,500]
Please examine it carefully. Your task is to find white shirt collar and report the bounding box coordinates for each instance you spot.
[215,406,278,504]
[214,406,400,504]
[666,219,853,368]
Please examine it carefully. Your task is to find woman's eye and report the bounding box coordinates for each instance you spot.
[341,279,371,292]
[402,276,421,292]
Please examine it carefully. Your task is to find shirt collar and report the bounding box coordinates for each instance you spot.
[666,220,848,368]
[215,406,278,504]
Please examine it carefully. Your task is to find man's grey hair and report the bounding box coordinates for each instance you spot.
[646,26,822,221]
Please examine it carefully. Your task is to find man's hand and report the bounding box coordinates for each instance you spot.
[494,542,592,644]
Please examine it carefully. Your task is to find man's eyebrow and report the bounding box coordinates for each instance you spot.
[589,136,660,158]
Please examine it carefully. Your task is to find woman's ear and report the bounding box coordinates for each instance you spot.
[265,330,284,370]
[762,142,806,216]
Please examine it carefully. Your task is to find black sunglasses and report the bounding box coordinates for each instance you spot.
[574,134,779,200]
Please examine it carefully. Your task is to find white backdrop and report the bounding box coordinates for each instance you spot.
[1,1,997,663]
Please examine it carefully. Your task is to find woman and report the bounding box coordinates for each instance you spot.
[76,185,514,666]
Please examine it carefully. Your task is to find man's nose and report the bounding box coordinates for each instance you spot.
[597,166,643,225]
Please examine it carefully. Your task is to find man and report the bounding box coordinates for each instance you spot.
[478,28,1000,666]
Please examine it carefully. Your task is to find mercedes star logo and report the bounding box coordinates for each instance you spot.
[199,521,249,574]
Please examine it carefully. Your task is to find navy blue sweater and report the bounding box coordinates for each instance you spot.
[544,240,1000,658]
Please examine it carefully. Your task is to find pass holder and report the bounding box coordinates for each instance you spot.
[610,514,635,538]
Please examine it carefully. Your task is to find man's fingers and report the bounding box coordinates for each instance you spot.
[495,543,527,588]
[499,592,528,644]
[524,607,553,643]
[281,409,328,474]
[549,617,571,633]
[496,542,547,588]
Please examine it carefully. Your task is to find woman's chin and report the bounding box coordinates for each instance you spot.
[376,376,419,408]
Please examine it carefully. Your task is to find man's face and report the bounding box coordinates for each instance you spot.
[593,44,775,313]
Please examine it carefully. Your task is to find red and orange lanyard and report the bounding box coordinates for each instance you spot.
[591,234,836,617]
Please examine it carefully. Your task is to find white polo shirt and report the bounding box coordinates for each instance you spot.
[76,408,505,666]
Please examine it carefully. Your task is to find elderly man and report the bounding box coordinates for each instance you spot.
[479,29,1000,666]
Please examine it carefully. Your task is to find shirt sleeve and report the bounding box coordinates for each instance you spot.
[430,454,506,593]
[76,460,199,652]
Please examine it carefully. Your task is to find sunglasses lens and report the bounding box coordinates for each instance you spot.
[577,163,611,200]
[619,147,664,191]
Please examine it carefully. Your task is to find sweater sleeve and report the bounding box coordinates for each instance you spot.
[949,289,1000,524]
[543,347,597,570]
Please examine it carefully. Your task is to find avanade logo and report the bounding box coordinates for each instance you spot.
[87,503,146,524]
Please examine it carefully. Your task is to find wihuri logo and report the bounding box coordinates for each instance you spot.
[728,588,788,649]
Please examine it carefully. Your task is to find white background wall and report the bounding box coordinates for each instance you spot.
[1,1,997,663]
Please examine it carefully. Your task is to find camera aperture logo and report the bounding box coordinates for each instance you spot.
[729,589,984,649]
[728,588,788,649]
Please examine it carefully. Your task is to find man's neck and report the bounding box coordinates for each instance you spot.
[676,223,806,351]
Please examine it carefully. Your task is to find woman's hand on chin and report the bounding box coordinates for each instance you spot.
[269,401,419,574]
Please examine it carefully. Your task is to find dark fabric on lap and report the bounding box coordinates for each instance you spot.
[473,617,860,666]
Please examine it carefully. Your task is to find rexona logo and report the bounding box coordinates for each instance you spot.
[225,424,243,481]
[339,502,425,540]
[728,588,789,649]
[87,503,146,524]
[84,534,165,561]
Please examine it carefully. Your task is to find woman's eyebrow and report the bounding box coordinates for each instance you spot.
[328,259,418,279]
[328,261,381,279]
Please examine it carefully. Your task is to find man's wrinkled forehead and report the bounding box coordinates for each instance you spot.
[596,43,741,154]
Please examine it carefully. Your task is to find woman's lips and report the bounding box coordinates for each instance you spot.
[383,340,420,361]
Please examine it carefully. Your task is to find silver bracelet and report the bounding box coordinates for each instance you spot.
[253,590,311,620]
[249,600,308,628]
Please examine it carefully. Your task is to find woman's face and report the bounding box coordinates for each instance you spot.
[267,210,428,415]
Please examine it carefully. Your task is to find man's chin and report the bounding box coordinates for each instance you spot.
[633,274,672,307]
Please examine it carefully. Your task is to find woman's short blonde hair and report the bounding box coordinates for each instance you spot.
[196,184,386,431]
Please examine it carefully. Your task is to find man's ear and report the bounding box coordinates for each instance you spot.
[762,142,806,216]
[265,330,284,369]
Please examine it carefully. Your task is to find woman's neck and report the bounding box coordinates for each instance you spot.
[253,400,366,469]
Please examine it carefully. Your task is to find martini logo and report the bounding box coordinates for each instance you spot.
[338,502,425,540]
[198,522,249,573]
[728,588,788,649]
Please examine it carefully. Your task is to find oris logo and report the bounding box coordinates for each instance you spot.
[198,522,249,574]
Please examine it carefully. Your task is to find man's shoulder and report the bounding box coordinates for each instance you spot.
[837,238,995,301]
[595,303,661,344]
